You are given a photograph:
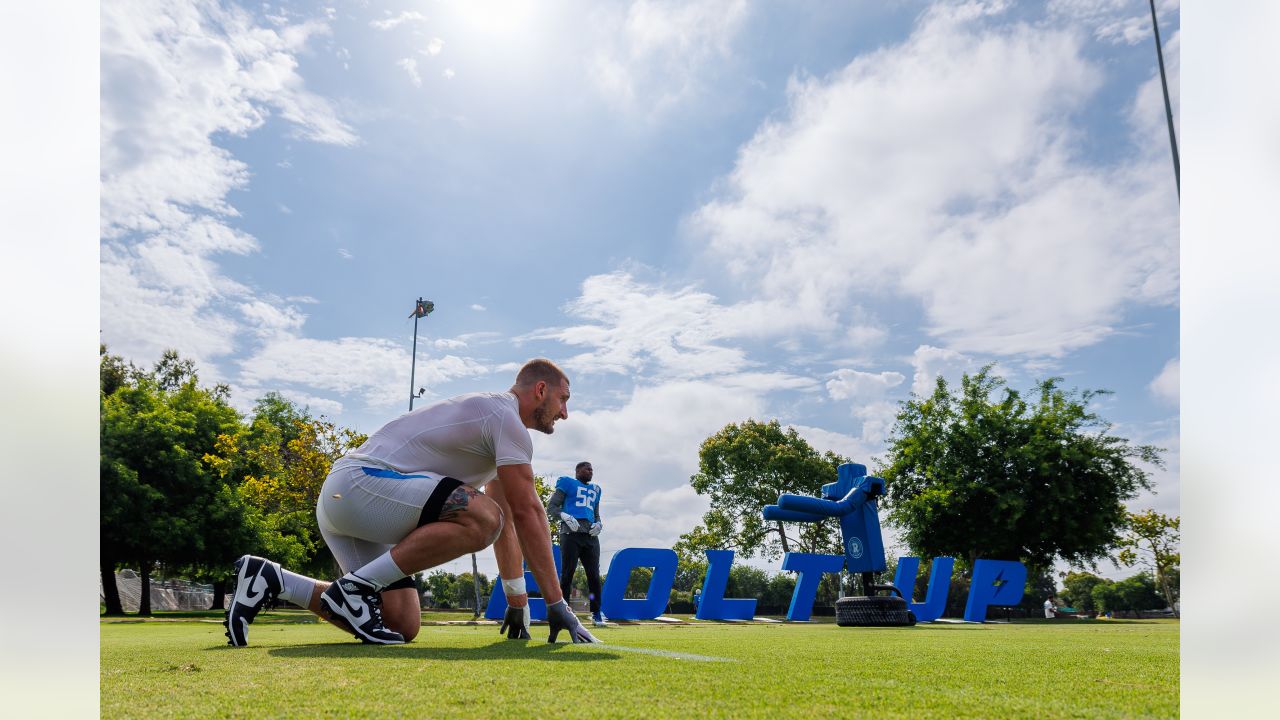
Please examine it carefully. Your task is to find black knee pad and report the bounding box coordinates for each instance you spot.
[384,576,417,592]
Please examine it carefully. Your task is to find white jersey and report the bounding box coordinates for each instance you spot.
[342,391,532,489]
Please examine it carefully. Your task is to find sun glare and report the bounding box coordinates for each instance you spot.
[447,0,544,43]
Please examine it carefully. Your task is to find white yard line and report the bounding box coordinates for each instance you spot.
[584,643,735,662]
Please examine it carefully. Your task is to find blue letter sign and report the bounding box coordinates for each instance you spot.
[599,547,678,620]
[780,553,846,622]
[696,549,757,620]
[963,559,1026,622]
[892,557,954,623]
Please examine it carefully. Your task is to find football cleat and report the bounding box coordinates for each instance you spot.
[592,612,607,627]
[320,574,405,645]
[224,555,283,647]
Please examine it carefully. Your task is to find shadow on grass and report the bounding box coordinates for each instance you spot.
[259,640,621,663]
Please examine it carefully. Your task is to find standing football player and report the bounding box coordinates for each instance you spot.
[546,461,606,626]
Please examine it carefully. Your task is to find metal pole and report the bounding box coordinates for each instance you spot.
[1149,0,1179,198]
[409,297,421,411]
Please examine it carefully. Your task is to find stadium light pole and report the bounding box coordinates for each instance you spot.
[1148,0,1179,198]
[408,298,435,411]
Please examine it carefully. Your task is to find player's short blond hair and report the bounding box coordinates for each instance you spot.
[513,358,568,389]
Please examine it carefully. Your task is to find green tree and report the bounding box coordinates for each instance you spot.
[533,473,558,537]
[1093,573,1163,616]
[1117,509,1179,615]
[881,366,1162,571]
[1021,568,1058,613]
[761,573,798,612]
[671,526,716,592]
[726,565,770,600]
[451,573,491,609]
[1091,580,1120,615]
[206,395,367,580]
[684,419,849,561]
[1114,573,1164,614]
[424,571,457,608]
[1060,571,1106,613]
[100,349,251,615]
[625,566,655,598]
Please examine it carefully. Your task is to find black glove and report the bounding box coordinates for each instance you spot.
[499,604,531,640]
[546,599,599,644]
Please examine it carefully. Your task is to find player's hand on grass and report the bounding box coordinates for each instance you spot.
[589,521,602,536]
[499,602,532,640]
[546,600,599,644]
[559,512,580,532]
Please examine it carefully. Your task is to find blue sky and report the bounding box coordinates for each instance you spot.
[100,0,1180,579]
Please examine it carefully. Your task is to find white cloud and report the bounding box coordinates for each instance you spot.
[533,377,766,554]
[1149,357,1179,405]
[442,68,455,80]
[1117,418,1180,521]
[238,336,489,410]
[691,2,1179,358]
[338,248,354,259]
[526,271,750,379]
[1049,0,1180,46]
[397,57,422,87]
[826,369,904,402]
[789,423,881,467]
[1129,28,1180,157]
[432,338,469,350]
[422,37,444,56]
[470,304,487,311]
[100,0,355,368]
[273,389,345,418]
[370,10,428,31]
[910,344,981,397]
[588,0,749,118]
[826,368,906,447]
[238,299,307,335]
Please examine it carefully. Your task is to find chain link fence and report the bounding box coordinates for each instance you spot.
[100,569,224,612]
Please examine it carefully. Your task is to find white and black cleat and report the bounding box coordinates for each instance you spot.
[320,574,405,645]
[224,555,283,647]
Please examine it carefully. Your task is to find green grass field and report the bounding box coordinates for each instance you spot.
[101,611,1178,719]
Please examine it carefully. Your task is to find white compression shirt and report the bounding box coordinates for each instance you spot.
[342,391,533,489]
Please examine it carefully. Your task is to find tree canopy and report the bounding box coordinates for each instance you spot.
[880,366,1162,570]
[101,348,368,613]
[204,394,367,578]
[100,348,253,614]
[1060,571,1106,613]
[1091,572,1164,615]
[1116,509,1179,612]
